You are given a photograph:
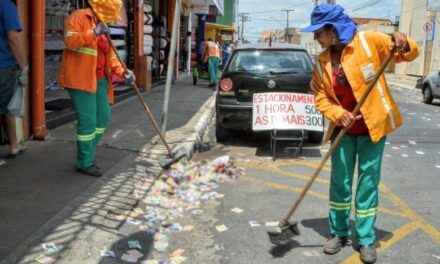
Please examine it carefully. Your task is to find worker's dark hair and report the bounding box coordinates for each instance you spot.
[208,38,213,41]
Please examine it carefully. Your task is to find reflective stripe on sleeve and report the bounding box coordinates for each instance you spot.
[65,46,98,56]
[359,31,372,58]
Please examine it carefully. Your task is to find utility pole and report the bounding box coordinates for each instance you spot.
[281,8,294,43]
[239,13,250,43]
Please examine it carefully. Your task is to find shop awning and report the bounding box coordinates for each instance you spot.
[205,22,235,32]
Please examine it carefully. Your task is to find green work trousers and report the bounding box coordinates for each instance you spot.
[208,56,220,85]
[329,134,386,246]
[67,78,110,169]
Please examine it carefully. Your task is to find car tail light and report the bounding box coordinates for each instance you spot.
[220,78,233,92]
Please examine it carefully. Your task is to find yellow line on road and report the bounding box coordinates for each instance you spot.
[240,175,406,218]
[238,160,331,172]
[341,221,420,264]
[241,175,328,200]
[380,184,440,244]
[242,163,331,185]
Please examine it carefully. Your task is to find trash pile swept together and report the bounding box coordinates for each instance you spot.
[35,156,243,264]
[118,155,244,263]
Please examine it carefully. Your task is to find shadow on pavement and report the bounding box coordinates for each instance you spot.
[97,231,154,263]
[219,130,323,159]
[301,217,393,249]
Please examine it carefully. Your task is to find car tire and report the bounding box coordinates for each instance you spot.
[423,85,434,104]
[215,123,230,142]
[308,131,324,143]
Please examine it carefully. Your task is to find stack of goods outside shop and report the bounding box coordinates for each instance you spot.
[44,0,132,113]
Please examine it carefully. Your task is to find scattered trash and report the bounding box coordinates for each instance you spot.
[41,243,58,255]
[121,253,140,263]
[401,154,409,158]
[400,145,408,149]
[154,233,169,252]
[302,250,321,257]
[230,207,244,213]
[126,218,142,226]
[183,225,194,231]
[436,165,440,169]
[100,250,116,258]
[119,155,243,258]
[415,151,425,155]
[432,254,440,260]
[170,249,186,257]
[391,146,400,150]
[385,154,392,158]
[127,249,144,258]
[141,260,159,264]
[35,254,55,264]
[408,140,417,145]
[215,224,228,232]
[169,256,187,264]
[265,221,279,227]
[249,221,261,227]
[128,240,142,250]
[0,160,6,167]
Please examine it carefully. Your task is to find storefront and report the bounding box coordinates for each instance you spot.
[7,0,180,143]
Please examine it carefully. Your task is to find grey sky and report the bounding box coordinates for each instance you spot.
[238,0,402,42]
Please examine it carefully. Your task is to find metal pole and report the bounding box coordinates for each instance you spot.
[281,9,294,43]
[161,0,181,134]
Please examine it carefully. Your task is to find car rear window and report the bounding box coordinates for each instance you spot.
[227,50,313,73]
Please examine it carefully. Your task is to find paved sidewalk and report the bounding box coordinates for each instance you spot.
[385,73,420,90]
[0,76,215,263]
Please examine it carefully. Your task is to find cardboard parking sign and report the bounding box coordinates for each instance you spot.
[252,92,323,131]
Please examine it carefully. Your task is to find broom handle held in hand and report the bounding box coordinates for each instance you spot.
[102,31,173,156]
[283,47,397,222]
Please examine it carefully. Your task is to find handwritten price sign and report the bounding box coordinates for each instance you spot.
[252,92,323,131]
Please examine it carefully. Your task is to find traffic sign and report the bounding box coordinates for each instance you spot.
[424,22,433,32]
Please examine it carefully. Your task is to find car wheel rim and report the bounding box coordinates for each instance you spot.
[424,89,430,100]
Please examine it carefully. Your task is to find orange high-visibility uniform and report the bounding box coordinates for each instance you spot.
[313,31,419,143]
[58,8,125,104]
[204,41,220,61]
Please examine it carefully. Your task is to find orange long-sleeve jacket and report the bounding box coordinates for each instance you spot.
[313,30,419,143]
[58,8,125,104]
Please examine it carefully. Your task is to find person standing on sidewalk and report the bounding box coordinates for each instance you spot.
[303,4,419,263]
[0,0,28,159]
[58,0,135,177]
[203,38,221,88]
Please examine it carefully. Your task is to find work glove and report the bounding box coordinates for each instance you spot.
[124,70,136,85]
[93,22,110,36]
[18,64,29,86]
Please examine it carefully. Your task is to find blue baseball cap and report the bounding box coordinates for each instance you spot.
[301,4,357,45]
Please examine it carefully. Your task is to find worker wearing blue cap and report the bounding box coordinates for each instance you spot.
[302,4,419,263]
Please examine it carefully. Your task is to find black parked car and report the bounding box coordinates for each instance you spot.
[215,43,323,142]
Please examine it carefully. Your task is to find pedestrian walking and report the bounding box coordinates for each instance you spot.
[58,0,135,177]
[203,38,221,88]
[0,0,28,159]
[302,4,419,263]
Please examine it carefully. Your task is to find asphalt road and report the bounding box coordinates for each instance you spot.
[184,84,440,264]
